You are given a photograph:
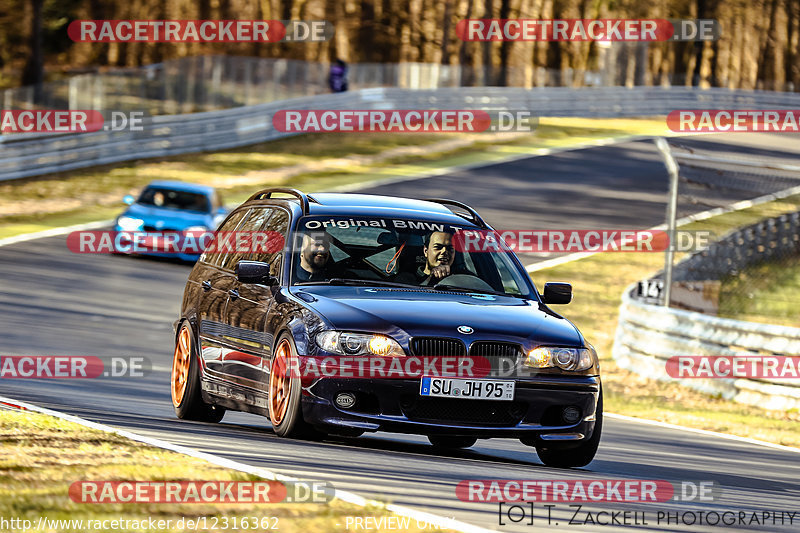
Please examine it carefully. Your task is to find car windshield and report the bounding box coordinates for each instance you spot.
[291,216,533,297]
[137,187,210,212]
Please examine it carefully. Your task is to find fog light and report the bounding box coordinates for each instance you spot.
[562,406,581,424]
[335,392,357,409]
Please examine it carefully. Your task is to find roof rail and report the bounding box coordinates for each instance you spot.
[423,198,489,229]
[247,188,309,215]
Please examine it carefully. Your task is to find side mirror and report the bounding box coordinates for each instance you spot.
[236,260,278,286]
[123,194,135,205]
[542,282,572,305]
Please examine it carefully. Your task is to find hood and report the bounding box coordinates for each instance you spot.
[291,285,583,347]
[121,203,210,229]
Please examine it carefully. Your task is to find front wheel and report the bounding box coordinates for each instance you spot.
[536,389,602,468]
[268,335,322,439]
[171,321,225,423]
[428,435,478,449]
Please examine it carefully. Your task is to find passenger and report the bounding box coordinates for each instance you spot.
[296,232,335,282]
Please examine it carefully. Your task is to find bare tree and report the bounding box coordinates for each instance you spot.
[21,0,44,100]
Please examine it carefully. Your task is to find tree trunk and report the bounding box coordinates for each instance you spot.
[497,0,511,85]
[482,0,493,84]
[21,0,44,101]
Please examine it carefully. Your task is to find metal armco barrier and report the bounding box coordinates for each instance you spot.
[614,287,800,410]
[4,86,800,181]
[613,209,800,411]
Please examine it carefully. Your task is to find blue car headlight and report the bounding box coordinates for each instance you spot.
[316,331,405,357]
[526,345,596,371]
[184,225,208,233]
[116,216,144,231]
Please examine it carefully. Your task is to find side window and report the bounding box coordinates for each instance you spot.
[201,209,248,268]
[219,208,273,272]
[257,209,290,276]
[486,252,525,295]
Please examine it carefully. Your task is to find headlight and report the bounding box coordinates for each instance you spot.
[316,331,405,357]
[116,216,144,231]
[525,346,596,371]
[183,225,209,237]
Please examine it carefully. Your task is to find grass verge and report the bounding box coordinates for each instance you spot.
[718,257,800,327]
[530,194,800,448]
[0,408,451,533]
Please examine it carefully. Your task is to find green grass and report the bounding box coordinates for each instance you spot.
[0,409,448,533]
[718,257,800,327]
[530,194,800,448]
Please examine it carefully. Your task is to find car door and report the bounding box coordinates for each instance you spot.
[219,207,290,399]
[195,208,249,377]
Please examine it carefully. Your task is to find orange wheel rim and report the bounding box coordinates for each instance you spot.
[171,326,192,407]
[269,340,292,425]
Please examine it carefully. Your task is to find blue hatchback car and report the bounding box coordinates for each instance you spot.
[115,181,228,261]
[171,188,602,468]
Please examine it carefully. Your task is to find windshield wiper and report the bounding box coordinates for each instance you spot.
[431,284,522,298]
[298,278,421,289]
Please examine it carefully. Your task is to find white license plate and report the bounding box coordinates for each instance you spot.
[420,377,514,401]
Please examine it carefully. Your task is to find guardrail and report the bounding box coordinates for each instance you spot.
[613,286,800,411]
[613,210,800,411]
[4,86,800,182]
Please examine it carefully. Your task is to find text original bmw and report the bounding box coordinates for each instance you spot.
[171,188,602,467]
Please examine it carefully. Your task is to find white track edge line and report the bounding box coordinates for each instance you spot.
[526,176,800,273]
[0,219,114,248]
[0,394,492,533]
[605,412,800,454]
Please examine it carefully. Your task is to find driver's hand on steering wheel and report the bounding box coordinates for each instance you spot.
[429,265,451,280]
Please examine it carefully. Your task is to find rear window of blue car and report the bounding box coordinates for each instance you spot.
[138,187,210,212]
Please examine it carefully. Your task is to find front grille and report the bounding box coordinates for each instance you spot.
[402,397,527,426]
[143,225,179,232]
[469,342,523,359]
[410,337,466,357]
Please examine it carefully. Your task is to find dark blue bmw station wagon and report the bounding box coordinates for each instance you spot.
[171,188,602,468]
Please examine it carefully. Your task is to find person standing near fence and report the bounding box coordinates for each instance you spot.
[328,59,348,93]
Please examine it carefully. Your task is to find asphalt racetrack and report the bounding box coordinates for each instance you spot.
[2,133,800,531]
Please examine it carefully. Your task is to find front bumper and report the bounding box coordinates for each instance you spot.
[302,376,600,444]
[113,228,201,262]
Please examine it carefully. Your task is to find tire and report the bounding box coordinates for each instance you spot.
[268,334,322,439]
[536,388,603,468]
[428,435,478,449]
[171,321,225,423]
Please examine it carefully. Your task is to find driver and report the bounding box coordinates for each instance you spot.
[419,231,456,284]
[393,231,457,285]
[296,231,334,282]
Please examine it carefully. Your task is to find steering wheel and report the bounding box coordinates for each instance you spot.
[432,274,495,292]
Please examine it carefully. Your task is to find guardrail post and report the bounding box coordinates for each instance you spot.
[654,137,680,307]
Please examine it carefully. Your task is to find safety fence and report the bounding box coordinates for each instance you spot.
[1,56,614,115]
[672,211,800,282]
